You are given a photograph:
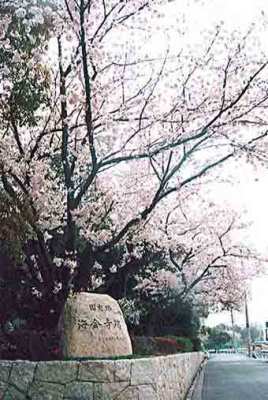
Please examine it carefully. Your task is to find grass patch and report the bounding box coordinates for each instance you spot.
[64,353,154,361]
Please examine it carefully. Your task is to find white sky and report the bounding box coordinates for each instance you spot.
[183,0,268,27]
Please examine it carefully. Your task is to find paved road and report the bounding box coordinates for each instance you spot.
[202,353,268,400]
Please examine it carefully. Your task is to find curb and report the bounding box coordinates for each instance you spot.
[186,356,208,400]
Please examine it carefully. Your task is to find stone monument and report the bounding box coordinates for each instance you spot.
[61,292,133,358]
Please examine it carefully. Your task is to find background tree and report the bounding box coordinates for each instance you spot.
[205,326,232,350]
[241,324,264,343]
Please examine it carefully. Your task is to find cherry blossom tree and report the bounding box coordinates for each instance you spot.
[0,0,268,333]
[132,196,263,309]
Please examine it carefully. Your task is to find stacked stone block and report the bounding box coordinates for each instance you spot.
[0,352,204,400]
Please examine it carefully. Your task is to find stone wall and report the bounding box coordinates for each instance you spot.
[0,352,204,400]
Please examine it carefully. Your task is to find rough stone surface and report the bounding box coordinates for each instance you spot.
[35,361,78,383]
[3,386,26,400]
[113,360,131,382]
[137,384,157,399]
[92,383,112,400]
[102,381,131,398]
[0,381,8,398]
[78,361,114,382]
[28,381,65,400]
[116,385,139,400]
[9,362,36,392]
[131,358,159,385]
[64,382,93,399]
[62,293,133,358]
[0,362,12,382]
[0,352,204,400]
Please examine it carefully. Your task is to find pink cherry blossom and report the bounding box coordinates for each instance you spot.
[0,0,267,308]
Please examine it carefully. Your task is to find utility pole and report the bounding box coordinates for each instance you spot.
[230,308,235,351]
[245,292,251,357]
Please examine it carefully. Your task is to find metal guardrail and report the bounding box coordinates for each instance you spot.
[208,348,247,354]
[208,348,268,360]
[252,350,268,360]
[208,347,268,362]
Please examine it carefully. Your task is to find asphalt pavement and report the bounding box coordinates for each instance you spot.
[202,353,268,400]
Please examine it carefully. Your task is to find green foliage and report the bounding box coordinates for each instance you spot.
[168,336,194,352]
[132,335,193,355]
[204,323,264,350]
[125,285,203,350]
[65,354,155,361]
[0,191,33,261]
[205,327,232,350]
[131,337,155,356]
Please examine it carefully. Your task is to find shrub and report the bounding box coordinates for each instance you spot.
[131,335,194,355]
[168,336,194,352]
[0,329,61,361]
